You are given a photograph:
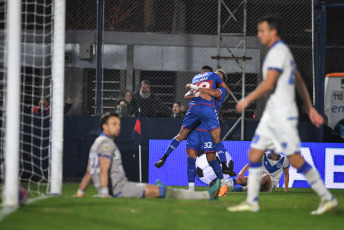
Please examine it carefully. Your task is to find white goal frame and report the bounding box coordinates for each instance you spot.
[2,0,66,207]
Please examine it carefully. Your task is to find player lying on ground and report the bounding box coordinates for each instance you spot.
[155,66,233,175]
[225,150,289,192]
[227,15,338,215]
[183,69,236,191]
[74,112,221,200]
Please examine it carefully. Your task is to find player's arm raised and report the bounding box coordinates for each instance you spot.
[236,70,279,113]
[283,167,289,192]
[98,155,111,197]
[295,70,324,127]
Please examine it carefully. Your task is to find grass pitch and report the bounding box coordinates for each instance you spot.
[1,183,343,230]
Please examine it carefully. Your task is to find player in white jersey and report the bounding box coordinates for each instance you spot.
[227,16,337,214]
[74,112,221,200]
[225,150,289,192]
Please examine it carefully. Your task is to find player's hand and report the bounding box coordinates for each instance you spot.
[185,83,191,89]
[237,171,244,179]
[308,107,324,128]
[236,98,249,113]
[200,93,212,101]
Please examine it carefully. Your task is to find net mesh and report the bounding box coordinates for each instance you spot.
[0,0,53,197]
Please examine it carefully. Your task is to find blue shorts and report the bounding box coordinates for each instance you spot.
[182,105,220,131]
[187,130,216,153]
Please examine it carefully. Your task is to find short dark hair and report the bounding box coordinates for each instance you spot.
[100,112,119,130]
[258,15,282,36]
[173,101,181,107]
[141,80,151,86]
[201,65,213,72]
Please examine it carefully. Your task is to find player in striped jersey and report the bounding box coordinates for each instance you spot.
[225,150,289,192]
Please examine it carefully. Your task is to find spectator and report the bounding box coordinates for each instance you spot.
[133,80,169,118]
[171,102,184,119]
[31,98,73,115]
[180,103,186,114]
[115,90,135,117]
[31,98,50,115]
[64,98,73,114]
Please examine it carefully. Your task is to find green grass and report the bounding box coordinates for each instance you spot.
[1,183,344,230]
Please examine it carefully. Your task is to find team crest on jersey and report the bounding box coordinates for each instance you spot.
[276,163,282,168]
[103,144,109,150]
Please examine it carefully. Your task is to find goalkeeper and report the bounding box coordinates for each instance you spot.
[75,112,220,200]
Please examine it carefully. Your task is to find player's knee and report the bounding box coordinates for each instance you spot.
[187,150,197,159]
[206,152,216,161]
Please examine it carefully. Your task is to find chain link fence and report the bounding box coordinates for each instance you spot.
[64,0,313,123]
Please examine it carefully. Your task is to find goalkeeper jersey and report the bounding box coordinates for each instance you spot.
[89,133,127,195]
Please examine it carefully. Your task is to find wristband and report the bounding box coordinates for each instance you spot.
[195,92,201,97]
[100,187,109,196]
[190,85,199,90]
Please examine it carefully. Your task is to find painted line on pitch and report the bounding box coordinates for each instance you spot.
[0,195,52,223]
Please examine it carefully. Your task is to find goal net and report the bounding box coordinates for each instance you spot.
[0,0,65,206]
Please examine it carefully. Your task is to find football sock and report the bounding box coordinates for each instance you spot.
[214,142,227,163]
[187,157,196,181]
[188,183,195,191]
[224,178,237,187]
[298,162,332,201]
[246,161,262,205]
[165,186,210,200]
[208,160,224,179]
[163,138,180,158]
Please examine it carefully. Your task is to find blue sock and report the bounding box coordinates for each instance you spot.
[159,186,166,198]
[163,138,180,158]
[215,142,227,163]
[233,179,237,185]
[297,162,312,174]
[208,160,224,179]
[187,157,196,182]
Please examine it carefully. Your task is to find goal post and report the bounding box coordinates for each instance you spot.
[3,0,22,207]
[50,0,66,195]
[1,0,66,206]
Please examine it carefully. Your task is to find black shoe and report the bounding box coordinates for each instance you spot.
[155,158,166,168]
[228,160,234,171]
[222,163,237,177]
[209,177,218,187]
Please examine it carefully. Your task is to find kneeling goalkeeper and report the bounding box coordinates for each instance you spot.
[75,112,220,200]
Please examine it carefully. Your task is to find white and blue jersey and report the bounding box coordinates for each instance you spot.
[262,151,290,187]
[186,87,227,153]
[182,72,224,131]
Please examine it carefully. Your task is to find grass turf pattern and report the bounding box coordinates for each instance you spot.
[1,183,343,230]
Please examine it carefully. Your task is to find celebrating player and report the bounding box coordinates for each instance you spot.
[225,150,289,193]
[74,112,221,200]
[227,16,338,214]
[154,66,233,175]
[183,69,235,191]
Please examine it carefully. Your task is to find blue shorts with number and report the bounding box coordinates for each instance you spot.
[187,130,216,153]
[182,104,220,131]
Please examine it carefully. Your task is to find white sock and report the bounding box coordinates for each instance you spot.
[246,166,262,205]
[188,182,195,191]
[166,187,210,200]
[224,178,234,187]
[305,168,332,201]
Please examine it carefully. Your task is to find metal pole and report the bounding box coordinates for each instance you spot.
[240,0,247,140]
[96,0,104,115]
[139,144,142,182]
[217,0,221,68]
[3,0,22,207]
[50,0,66,195]
[312,0,315,105]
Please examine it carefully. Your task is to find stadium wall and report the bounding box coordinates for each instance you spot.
[149,140,344,189]
[62,116,342,183]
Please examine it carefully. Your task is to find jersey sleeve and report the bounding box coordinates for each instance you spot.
[213,73,224,87]
[283,157,290,169]
[266,48,286,73]
[97,139,114,159]
[217,87,227,101]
